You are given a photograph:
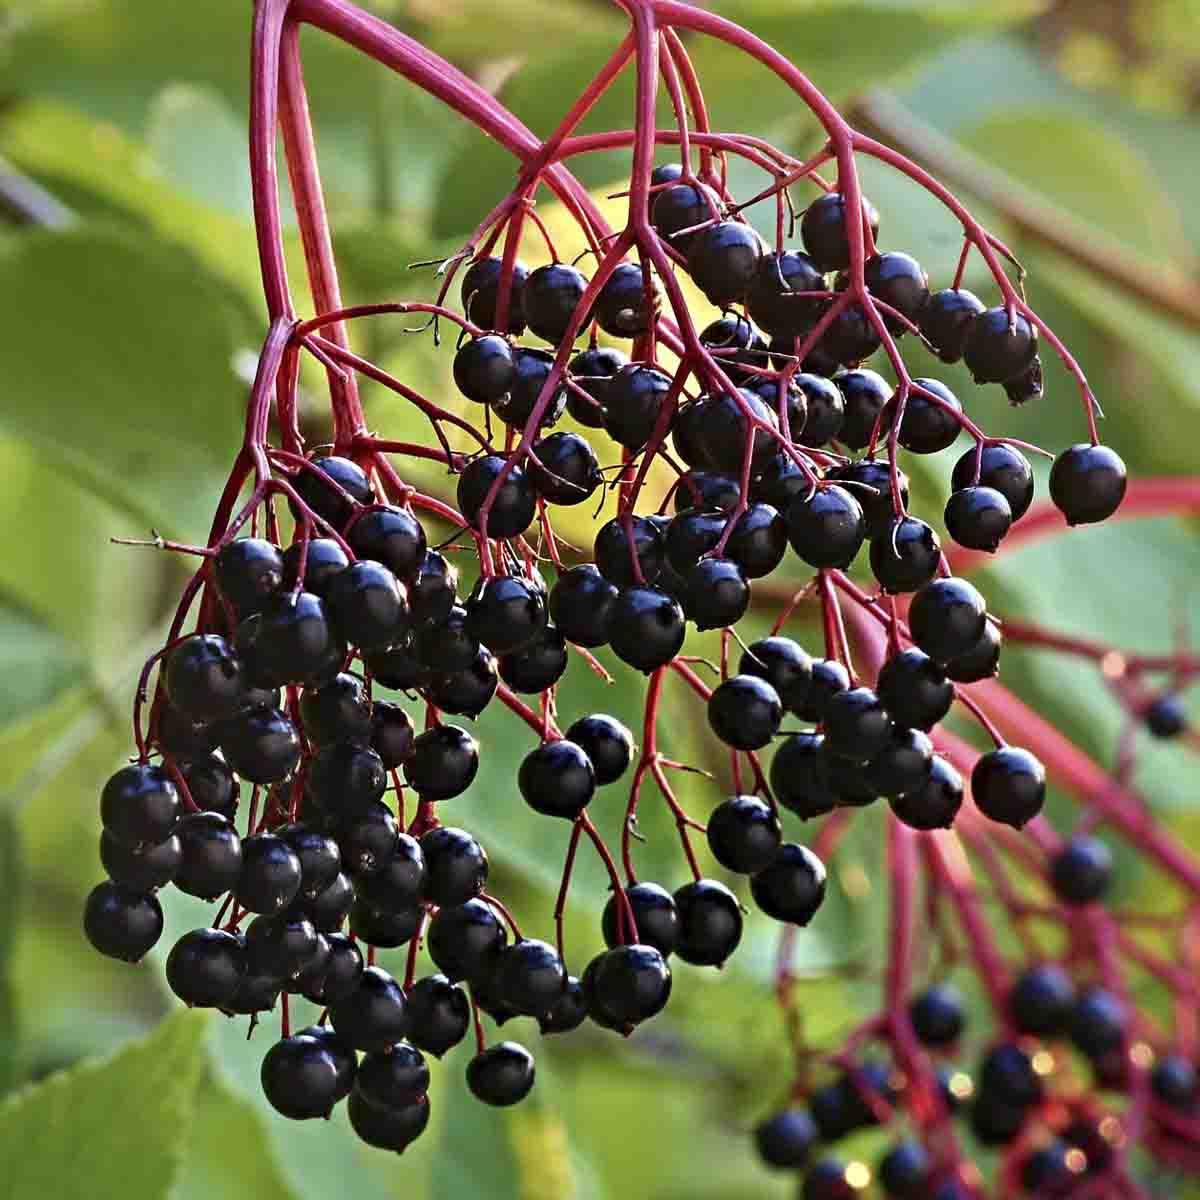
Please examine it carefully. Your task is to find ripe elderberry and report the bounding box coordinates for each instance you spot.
[869,516,941,594]
[83,881,163,961]
[518,739,596,819]
[751,843,826,925]
[673,879,742,966]
[524,262,589,344]
[406,974,470,1057]
[174,811,243,899]
[896,378,962,454]
[166,927,246,1007]
[292,455,374,531]
[453,334,515,405]
[602,882,679,956]
[595,261,656,337]
[834,369,892,450]
[1050,835,1113,905]
[1010,963,1076,1037]
[682,557,750,631]
[466,1042,535,1107]
[687,220,765,307]
[456,455,536,540]
[962,307,1038,384]
[910,984,965,1047]
[787,485,865,569]
[920,288,985,362]
[707,795,782,874]
[889,756,964,830]
[771,732,837,820]
[566,345,627,426]
[329,965,409,1052]
[460,256,528,333]
[944,485,1012,552]
[608,586,685,673]
[800,191,880,272]
[951,442,1034,520]
[863,251,928,332]
[1049,443,1128,525]
[216,538,284,617]
[260,1032,353,1120]
[565,714,633,785]
[971,746,1046,828]
[588,945,672,1026]
[465,575,546,655]
[908,577,987,665]
[755,1109,818,1170]
[219,705,301,784]
[495,939,566,1018]
[164,634,246,723]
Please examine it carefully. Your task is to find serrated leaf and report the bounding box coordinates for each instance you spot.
[0,227,253,537]
[0,1009,207,1200]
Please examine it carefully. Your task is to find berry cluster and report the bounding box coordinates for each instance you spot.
[81,0,1199,1189]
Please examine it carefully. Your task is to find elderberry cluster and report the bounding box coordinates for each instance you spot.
[84,138,1134,1167]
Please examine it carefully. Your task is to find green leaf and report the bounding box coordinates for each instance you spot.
[0,1009,207,1200]
[0,227,254,537]
[0,810,23,1092]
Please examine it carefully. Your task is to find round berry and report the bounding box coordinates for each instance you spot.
[971,746,1045,829]
[244,910,318,979]
[943,619,1002,684]
[910,984,965,1047]
[1146,693,1188,739]
[413,605,478,673]
[727,503,787,578]
[369,701,415,770]
[216,538,283,617]
[100,827,182,891]
[755,1109,818,1170]
[1069,986,1126,1060]
[356,1043,429,1111]
[801,192,880,273]
[567,345,627,427]
[428,899,507,984]
[707,675,782,751]
[406,974,470,1057]
[672,879,742,966]
[1152,1054,1198,1108]
[674,471,741,514]
[175,753,238,819]
[602,882,679,955]
[467,1042,535,1107]
[863,728,933,798]
[652,180,719,254]
[834,369,892,450]
[301,871,355,933]
[524,262,589,345]
[748,250,826,339]
[822,687,891,764]
[518,739,596,820]
[499,626,568,694]
[219,706,300,784]
[348,1090,429,1153]
[687,221,766,307]
[793,375,845,448]
[565,714,633,785]
[944,486,1012,552]
[420,827,488,909]
[825,304,882,368]
[292,455,374,532]
[338,804,399,879]
[457,455,536,540]
[307,741,387,817]
[979,1042,1043,1108]
[281,537,350,598]
[951,443,1035,521]
[909,577,987,665]
[897,378,962,454]
[460,256,528,333]
[595,261,656,338]
[692,389,779,474]
[83,881,163,961]
[878,1141,931,1198]
[825,459,909,539]
[888,756,963,830]
[920,288,985,363]
[408,550,458,626]
[348,507,427,583]
[100,763,181,849]
[787,485,865,568]
[237,833,302,914]
[174,811,243,899]
[424,645,498,718]
[682,556,750,631]
[864,252,928,332]
[589,945,672,1026]
[465,574,546,655]
[453,334,515,404]
[155,702,219,759]
[751,843,826,925]
[609,586,685,673]
[1049,443,1127,526]
[404,725,479,801]
[164,634,246,723]
[493,347,567,429]
[771,732,837,820]
[665,509,724,573]
[1050,836,1112,905]
[358,833,426,911]
[530,431,601,505]
[495,939,566,1018]
[236,592,344,688]
[538,977,589,1036]
[876,649,952,731]
[707,795,782,874]
[329,965,409,1052]
[549,565,617,648]
[699,314,770,385]
[869,517,941,594]
[1010,963,1075,1037]
[166,927,245,1007]
[302,932,364,1005]
[963,307,1038,384]
[739,637,812,714]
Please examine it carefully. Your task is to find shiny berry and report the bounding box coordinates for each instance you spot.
[457,455,536,540]
[244,910,318,979]
[609,586,685,673]
[496,939,567,1018]
[281,537,350,598]
[823,687,891,763]
[707,795,782,874]
[787,485,865,568]
[951,443,1034,520]
[801,192,880,273]
[369,701,414,769]
[699,314,770,385]
[100,828,182,891]
[100,763,181,848]
[566,345,627,426]
[348,507,427,582]
[755,1109,818,1169]
[302,932,364,1005]
[164,634,246,723]
[748,250,826,339]
[751,842,826,925]
[403,725,478,801]
[467,1042,535,1107]
[166,927,245,1007]
[771,732,837,820]
[347,1090,429,1153]
[518,739,595,819]
[1049,443,1127,525]
[797,658,851,722]
[595,261,656,337]
[707,675,781,751]
[945,485,1012,552]
[652,179,719,254]
[834,369,892,450]
[565,714,633,785]
[530,431,601,505]
[236,592,344,688]
[673,879,742,966]
[330,965,409,1052]
[538,977,589,1035]
[870,517,941,594]
[301,871,355,933]
[943,619,1002,684]
[963,307,1038,384]
[237,832,302,914]
[1010,963,1075,1037]
[460,256,528,333]
[979,1042,1043,1108]
[879,1141,931,1198]
[590,945,672,1026]
[897,378,962,453]
[406,974,470,1057]
[465,574,546,655]
[863,728,933,797]
[682,556,750,631]
[727,503,787,578]
[1146,693,1188,739]
[920,288,985,363]
[876,649,952,731]
[909,577,987,664]
[888,755,963,830]
[1070,987,1126,1059]
[174,811,243,899]
[687,221,765,307]
[739,636,811,714]
[499,626,568,694]
[83,881,163,961]
[293,455,374,531]
[216,538,283,616]
[525,262,590,345]
[424,645,498,718]
[794,374,845,447]
[864,252,928,332]
[549,565,617,648]
[453,334,515,404]
[307,741,387,817]
[492,346,567,429]
[356,1043,429,1110]
[972,746,1045,828]
[826,459,909,539]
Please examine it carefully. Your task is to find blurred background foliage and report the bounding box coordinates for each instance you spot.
[0,0,1198,1196]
